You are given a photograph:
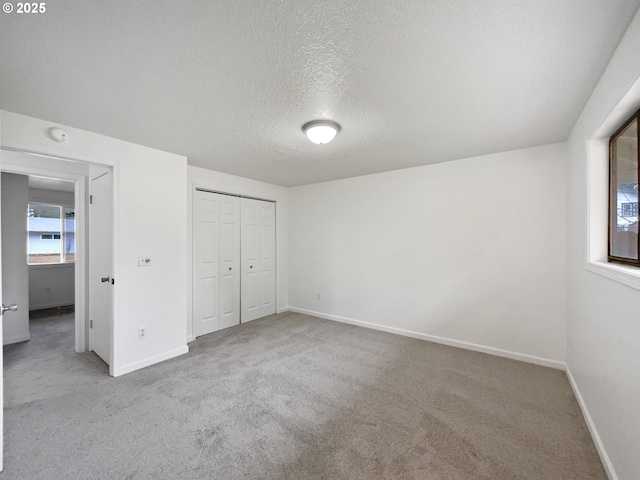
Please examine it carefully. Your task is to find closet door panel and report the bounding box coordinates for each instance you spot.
[245,270,258,310]
[219,194,240,329]
[241,197,276,322]
[202,278,217,319]
[261,270,273,309]
[245,227,258,263]
[220,275,234,315]
[194,191,220,337]
[220,223,234,262]
[259,202,275,311]
[241,199,259,319]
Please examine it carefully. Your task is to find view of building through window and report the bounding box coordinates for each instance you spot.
[610,115,639,262]
[27,203,75,264]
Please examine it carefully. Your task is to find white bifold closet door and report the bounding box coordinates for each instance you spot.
[194,191,240,337]
[194,191,275,338]
[240,197,276,323]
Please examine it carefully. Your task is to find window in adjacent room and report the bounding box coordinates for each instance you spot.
[27,203,75,264]
[609,109,640,265]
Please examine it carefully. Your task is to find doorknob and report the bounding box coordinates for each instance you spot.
[1,303,18,315]
[101,277,110,283]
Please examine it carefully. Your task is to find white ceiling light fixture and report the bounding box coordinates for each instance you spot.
[302,120,341,145]
[47,127,69,143]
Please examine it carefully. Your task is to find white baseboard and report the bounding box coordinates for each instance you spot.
[186,334,194,343]
[3,332,31,345]
[565,366,618,480]
[287,306,565,370]
[115,345,189,377]
[29,302,74,311]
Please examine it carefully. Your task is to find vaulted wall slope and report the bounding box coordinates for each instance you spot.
[566,9,640,480]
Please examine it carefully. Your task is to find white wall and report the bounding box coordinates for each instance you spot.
[29,264,74,310]
[29,187,74,207]
[1,173,30,344]
[289,143,567,364]
[28,187,75,310]
[566,10,640,480]
[1,110,188,376]
[187,166,289,342]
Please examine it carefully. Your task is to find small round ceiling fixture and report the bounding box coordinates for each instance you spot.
[302,120,341,145]
[47,127,69,143]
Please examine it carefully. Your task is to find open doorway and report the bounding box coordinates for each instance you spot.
[26,176,77,347]
[1,149,113,373]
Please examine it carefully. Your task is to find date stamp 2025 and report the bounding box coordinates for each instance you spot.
[3,2,46,14]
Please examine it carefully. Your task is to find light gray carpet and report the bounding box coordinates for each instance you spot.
[2,311,605,479]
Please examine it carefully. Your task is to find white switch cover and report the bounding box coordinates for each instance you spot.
[138,256,151,267]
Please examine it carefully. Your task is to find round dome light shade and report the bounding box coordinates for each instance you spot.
[302,120,341,144]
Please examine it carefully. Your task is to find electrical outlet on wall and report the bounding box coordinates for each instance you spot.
[138,327,146,339]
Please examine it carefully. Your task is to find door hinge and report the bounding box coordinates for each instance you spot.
[90,195,93,204]
[90,319,93,329]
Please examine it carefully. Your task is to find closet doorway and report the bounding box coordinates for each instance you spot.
[193,190,276,338]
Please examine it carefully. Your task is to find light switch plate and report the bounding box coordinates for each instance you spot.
[138,256,151,267]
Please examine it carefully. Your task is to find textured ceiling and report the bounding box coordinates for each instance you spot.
[1,1,639,186]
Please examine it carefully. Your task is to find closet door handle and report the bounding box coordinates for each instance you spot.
[228,267,232,271]
[250,265,253,269]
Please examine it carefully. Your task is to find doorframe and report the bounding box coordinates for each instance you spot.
[0,147,112,359]
[191,185,278,340]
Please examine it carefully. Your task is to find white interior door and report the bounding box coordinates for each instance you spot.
[241,198,276,322]
[194,190,220,337]
[0,149,5,471]
[219,194,240,329]
[89,171,112,365]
